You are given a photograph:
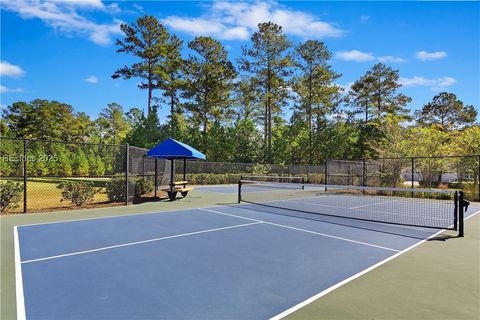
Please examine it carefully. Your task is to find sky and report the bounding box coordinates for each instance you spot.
[1,0,479,124]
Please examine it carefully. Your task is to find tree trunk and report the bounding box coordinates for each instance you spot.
[170,94,175,135]
[147,74,152,116]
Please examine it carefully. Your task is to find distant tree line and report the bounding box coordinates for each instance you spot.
[1,15,478,166]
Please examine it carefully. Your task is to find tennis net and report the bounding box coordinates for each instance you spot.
[239,179,462,231]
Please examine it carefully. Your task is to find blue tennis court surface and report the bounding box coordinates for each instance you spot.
[15,202,478,319]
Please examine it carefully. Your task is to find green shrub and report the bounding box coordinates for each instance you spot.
[134,179,154,198]
[307,174,324,184]
[251,163,269,175]
[106,176,127,202]
[0,181,22,213]
[57,181,96,206]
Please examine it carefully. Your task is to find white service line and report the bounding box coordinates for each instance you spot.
[14,226,26,320]
[199,208,400,252]
[349,199,398,209]
[21,221,262,264]
[268,208,480,320]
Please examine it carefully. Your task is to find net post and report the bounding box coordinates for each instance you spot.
[453,191,458,231]
[238,180,242,203]
[458,191,464,237]
[301,176,305,190]
[125,143,129,205]
[23,138,27,213]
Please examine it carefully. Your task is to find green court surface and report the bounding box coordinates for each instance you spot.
[1,189,478,319]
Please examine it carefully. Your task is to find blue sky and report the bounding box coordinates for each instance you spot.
[1,0,479,124]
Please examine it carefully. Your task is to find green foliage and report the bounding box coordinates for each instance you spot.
[106,176,125,202]
[134,179,154,198]
[96,103,130,145]
[239,22,294,162]
[416,92,478,131]
[72,150,90,176]
[113,15,178,115]
[182,36,237,153]
[0,181,22,212]
[251,164,269,175]
[57,181,96,206]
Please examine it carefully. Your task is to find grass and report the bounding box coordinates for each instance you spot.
[1,178,111,213]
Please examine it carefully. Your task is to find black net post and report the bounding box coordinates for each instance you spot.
[125,143,129,205]
[23,138,27,213]
[458,191,464,237]
[454,191,458,231]
[238,180,242,203]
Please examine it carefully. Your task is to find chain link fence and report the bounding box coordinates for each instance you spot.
[1,137,478,214]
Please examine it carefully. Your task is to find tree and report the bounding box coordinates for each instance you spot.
[1,99,93,142]
[112,15,172,115]
[293,40,342,163]
[347,63,411,157]
[239,22,293,162]
[96,103,130,145]
[416,92,477,131]
[182,36,237,154]
[125,108,144,128]
[125,107,162,148]
[156,34,185,135]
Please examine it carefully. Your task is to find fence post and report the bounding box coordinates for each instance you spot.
[23,139,27,213]
[411,157,415,197]
[125,143,129,205]
[324,160,328,191]
[362,159,366,194]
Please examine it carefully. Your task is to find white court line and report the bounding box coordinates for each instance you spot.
[199,208,400,253]
[21,221,262,264]
[14,226,26,320]
[268,209,480,320]
[15,205,239,228]
[349,199,398,209]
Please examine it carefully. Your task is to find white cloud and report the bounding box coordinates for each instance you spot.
[378,56,407,63]
[335,50,375,62]
[85,75,98,83]
[399,76,456,91]
[360,15,370,23]
[0,85,23,93]
[162,1,345,40]
[0,61,25,77]
[415,50,447,61]
[2,0,122,45]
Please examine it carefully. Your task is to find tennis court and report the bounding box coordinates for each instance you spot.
[15,182,477,319]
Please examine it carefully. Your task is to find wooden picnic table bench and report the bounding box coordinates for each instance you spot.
[162,181,193,201]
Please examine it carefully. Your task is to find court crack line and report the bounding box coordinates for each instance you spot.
[21,221,263,264]
[199,208,400,252]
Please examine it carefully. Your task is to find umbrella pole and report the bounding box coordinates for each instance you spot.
[183,157,186,181]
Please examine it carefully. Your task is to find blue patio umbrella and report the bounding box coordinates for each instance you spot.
[147,138,206,200]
